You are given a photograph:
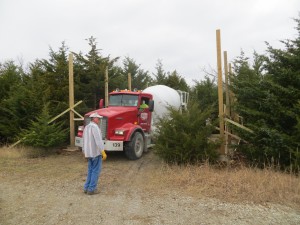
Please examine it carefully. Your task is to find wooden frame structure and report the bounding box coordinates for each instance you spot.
[216,30,254,157]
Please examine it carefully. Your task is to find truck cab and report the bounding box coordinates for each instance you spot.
[75,89,154,160]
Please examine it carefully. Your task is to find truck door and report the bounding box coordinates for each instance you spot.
[138,97,151,131]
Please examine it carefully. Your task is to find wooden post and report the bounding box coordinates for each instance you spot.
[216,29,225,155]
[128,73,131,90]
[224,51,231,151]
[228,63,233,118]
[224,51,230,118]
[69,53,75,147]
[105,66,109,107]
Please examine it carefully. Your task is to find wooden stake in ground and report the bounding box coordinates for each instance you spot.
[105,66,109,107]
[228,63,233,119]
[69,53,75,147]
[224,51,230,118]
[216,29,225,154]
[224,51,231,152]
[128,73,131,90]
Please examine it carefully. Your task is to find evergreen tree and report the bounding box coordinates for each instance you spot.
[19,104,67,148]
[231,17,300,169]
[165,70,189,91]
[152,59,167,85]
[0,82,43,137]
[35,42,70,116]
[0,61,22,100]
[192,76,218,112]
[0,61,37,143]
[154,100,219,164]
[74,36,122,110]
[122,57,153,90]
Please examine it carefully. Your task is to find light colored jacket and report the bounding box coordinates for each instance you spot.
[82,121,104,158]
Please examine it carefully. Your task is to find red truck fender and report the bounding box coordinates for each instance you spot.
[115,123,144,142]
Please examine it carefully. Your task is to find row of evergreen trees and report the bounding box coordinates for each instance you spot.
[153,16,300,170]
[1,16,300,170]
[0,37,189,144]
[230,17,300,170]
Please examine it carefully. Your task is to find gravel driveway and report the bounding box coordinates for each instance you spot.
[0,150,299,225]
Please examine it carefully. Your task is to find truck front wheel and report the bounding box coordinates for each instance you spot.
[125,132,144,160]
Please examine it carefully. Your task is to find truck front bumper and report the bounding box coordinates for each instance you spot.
[75,137,124,151]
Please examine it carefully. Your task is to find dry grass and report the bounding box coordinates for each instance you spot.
[0,146,29,158]
[0,146,86,184]
[1,146,300,209]
[147,163,300,208]
[0,145,56,159]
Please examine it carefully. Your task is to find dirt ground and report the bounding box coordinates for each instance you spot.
[1,150,300,225]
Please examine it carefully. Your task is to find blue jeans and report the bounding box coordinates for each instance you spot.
[84,155,102,192]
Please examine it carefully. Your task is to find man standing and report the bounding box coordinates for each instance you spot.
[82,112,107,195]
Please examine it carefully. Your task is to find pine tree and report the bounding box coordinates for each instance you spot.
[74,36,122,110]
[20,104,67,148]
[152,59,167,85]
[192,76,218,112]
[0,61,22,100]
[0,61,35,143]
[165,70,189,91]
[154,101,219,164]
[231,17,300,169]
[122,57,153,90]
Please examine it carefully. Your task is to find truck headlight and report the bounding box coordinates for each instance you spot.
[115,129,124,135]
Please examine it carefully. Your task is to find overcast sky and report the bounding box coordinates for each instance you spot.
[0,0,299,85]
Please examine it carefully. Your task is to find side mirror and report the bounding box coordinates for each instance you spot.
[148,100,154,112]
[99,99,104,109]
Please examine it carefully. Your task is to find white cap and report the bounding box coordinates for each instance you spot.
[89,112,103,118]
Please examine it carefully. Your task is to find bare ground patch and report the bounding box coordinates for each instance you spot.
[0,147,300,225]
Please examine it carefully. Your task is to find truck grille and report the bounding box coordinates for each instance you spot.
[100,117,107,139]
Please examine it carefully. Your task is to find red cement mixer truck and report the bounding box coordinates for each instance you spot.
[75,85,189,160]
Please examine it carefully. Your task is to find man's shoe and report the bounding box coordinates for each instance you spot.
[87,190,99,195]
[83,189,87,194]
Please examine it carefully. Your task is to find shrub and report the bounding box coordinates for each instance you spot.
[153,101,220,164]
[19,104,67,149]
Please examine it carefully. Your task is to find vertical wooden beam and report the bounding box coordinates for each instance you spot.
[228,63,234,120]
[224,51,230,118]
[105,66,109,107]
[69,53,75,147]
[128,73,131,90]
[216,29,225,154]
[224,51,231,152]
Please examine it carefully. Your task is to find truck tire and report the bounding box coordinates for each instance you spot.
[125,132,144,160]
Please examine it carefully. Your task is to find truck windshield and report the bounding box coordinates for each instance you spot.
[109,94,139,106]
